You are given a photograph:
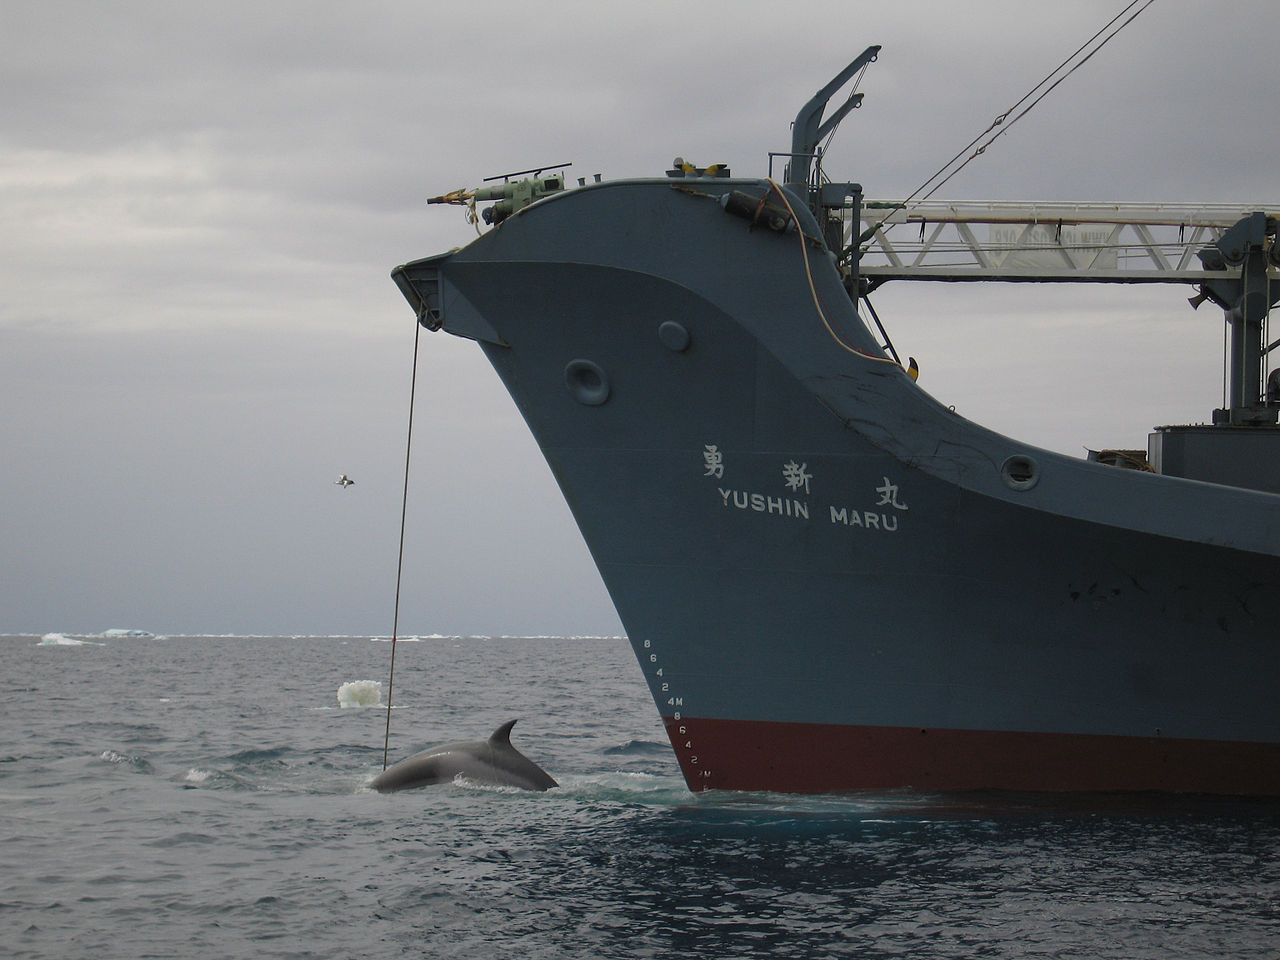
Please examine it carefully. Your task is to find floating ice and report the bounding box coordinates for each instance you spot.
[39,633,103,646]
[337,680,383,708]
[102,628,155,638]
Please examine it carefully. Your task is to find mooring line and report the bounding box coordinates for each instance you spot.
[383,315,423,769]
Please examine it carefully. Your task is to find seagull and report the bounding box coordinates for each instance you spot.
[335,474,354,488]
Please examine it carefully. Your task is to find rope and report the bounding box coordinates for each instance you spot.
[859,0,1156,250]
[958,0,1156,171]
[819,60,873,160]
[765,179,901,368]
[382,313,423,769]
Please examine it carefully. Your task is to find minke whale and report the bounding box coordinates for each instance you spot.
[370,719,557,792]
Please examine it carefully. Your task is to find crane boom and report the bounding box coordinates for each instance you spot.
[855,200,1280,286]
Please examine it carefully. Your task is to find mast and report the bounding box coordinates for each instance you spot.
[1196,212,1280,424]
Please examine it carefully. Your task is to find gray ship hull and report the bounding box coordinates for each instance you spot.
[394,178,1280,794]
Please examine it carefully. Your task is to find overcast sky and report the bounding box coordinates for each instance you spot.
[3,0,1276,637]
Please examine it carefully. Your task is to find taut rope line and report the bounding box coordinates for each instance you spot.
[383,315,423,769]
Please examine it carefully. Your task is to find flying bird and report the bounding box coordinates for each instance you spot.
[335,474,354,488]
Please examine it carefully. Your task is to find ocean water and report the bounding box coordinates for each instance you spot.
[3,634,1278,959]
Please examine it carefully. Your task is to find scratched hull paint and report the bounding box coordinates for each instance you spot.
[392,179,1280,796]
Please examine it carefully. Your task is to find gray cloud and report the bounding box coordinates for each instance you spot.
[2,0,1276,635]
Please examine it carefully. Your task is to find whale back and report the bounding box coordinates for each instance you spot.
[370,719,557,792]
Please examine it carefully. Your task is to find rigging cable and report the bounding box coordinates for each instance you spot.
[382,313,423,769]
[857,0,1157,253]
[817,59,874,164]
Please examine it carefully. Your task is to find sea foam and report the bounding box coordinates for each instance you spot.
[337,680,383,708]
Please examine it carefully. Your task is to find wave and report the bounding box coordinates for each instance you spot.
[365,635,625,643]
[602,739,671,757]
[97,750,154,773]
[358,769,689,804]
[546,771,691,805]
[12,633,624,643]
[182,767,247,789]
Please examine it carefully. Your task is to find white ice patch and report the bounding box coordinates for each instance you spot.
[337,679,383,708]
[39,633,103,646]
[184,768,212,783]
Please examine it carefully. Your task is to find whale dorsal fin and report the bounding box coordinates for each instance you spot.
[489,719,518,746]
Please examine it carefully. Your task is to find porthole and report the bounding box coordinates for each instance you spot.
[1001,454,1039,491]
[564,359,610,406]
[658,320,691,352]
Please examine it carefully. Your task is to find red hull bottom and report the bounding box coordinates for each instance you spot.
[665,716,1280,796]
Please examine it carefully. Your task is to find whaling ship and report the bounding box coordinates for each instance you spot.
[393,47,1280,794]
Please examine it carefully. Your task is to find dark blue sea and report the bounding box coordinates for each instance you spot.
[4,633,1278,959]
